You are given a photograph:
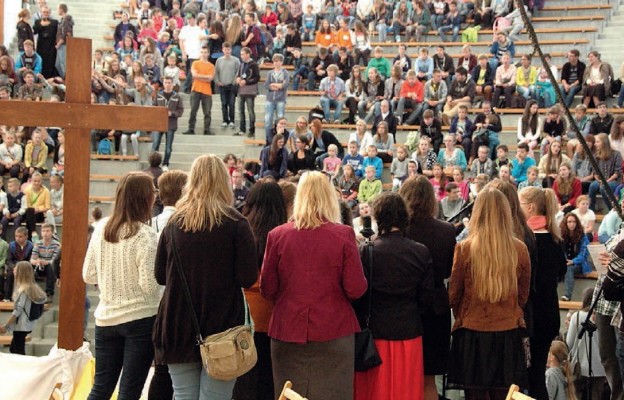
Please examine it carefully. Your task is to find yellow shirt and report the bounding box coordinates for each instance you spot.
[24,186,50,212]
[191,60,215,95]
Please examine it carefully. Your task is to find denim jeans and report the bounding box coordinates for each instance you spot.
[189,92,213,133]
[264,101,285,143]
[588,180,619,211]
[559,83,582,107]
[516,85,534,99]
[219,85,236,124]
[564,264,582,299]
[238,96,256,135]
[396,98,423,125]
[438,25,459,42]
[88,316,156,400]
[320,97,345,121]
[168,362,236,400]
[357,101,381,123]
[151,130,175,165]
[291,66,309,91]
[596,313,624,400]
[431,14,445,30]
[182,59,197,93]
[618,85,624,108]
[376,22,388,42]
[55,44,66,78]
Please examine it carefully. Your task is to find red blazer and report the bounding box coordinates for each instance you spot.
[260,222,368,344]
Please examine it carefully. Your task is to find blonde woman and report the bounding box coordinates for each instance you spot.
[153,155,258,399]
[261,171,367,399]
[448,188,531,399]
[518,187,567,399]
[349,119,374,156]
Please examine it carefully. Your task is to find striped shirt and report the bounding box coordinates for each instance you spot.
[31,239,61,264]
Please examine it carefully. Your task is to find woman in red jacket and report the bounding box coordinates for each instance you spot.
[261,171,368,399]
[552,162,582,214]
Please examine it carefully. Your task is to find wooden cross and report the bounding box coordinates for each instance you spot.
[0,38,168,350]
[0,0,5,46]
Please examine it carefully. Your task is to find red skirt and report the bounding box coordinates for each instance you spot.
[353,337,424,400]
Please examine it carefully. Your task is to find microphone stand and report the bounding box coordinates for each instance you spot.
[577,287,601,399]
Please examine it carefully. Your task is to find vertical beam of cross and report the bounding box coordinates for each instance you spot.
[57,38,91,350]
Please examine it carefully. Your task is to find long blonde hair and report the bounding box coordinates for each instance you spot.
[172,154,235,232]
[549,340,578,400]
[14,261,46,301]
[466,188,518,303]
[292,171,340,229]
[519,186,562,242]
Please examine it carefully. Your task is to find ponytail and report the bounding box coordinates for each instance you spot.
[560,358,577,400]
[543,189,562,242]
[549,340,578,400]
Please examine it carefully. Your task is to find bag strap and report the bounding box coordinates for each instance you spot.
[364,241,374,328]
[169,223,204,345]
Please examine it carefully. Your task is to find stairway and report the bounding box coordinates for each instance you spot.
[591,0,624,68]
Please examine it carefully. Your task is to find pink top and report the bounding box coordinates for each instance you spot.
[323,156,341,174]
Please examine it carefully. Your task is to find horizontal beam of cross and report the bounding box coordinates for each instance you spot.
[0,102,168,132]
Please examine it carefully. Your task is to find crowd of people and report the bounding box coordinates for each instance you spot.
[5,0,624,399]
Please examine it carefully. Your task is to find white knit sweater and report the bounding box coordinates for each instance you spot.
[82,218,160,327]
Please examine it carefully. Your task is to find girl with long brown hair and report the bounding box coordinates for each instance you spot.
[538,140,570,188]
[448,188,531,399]
[83,171,160,399]
[559,212,591,301]
[553,162,582,214]
[260,133,288,180]
[588,133,622,211]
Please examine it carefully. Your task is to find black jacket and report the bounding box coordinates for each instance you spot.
[156,90,184,131]
[354,232,434,340]
[311,130,344,158]
[471,64,495,87]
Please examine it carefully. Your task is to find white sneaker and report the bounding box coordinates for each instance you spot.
[228,122,235,129]
[561,295,570,301]
[162,165,169,171]
[221,122,228,128]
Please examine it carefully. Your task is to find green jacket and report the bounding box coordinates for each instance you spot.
[358,179,383,202]
[367,57,392,80]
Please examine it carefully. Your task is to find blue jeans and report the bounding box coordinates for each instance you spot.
[151,130,175,166]
[238,96,256,135]
[292,66,309,91]
[564,264,582,299]
[517,85,534,99]
[88,316,155,400]
[320,97,345,121]
[182,58,197,93]
[431,14,445,30]
[438,25,459,42]
[219,84,236,124]
[55,44,66,78]
[588,180,619,211]
[559,83,582,107]
[168,362,236,400]
[618,85,624,108]
[264,101,285,143]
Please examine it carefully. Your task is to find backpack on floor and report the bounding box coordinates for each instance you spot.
[97,138,112,155]
[28,302,44,321]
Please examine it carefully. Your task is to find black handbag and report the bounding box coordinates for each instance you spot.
[354,241,382,372]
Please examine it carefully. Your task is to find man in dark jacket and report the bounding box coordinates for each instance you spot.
[589,102,614,135]
[152,76,184,170]
[559,49,586,107]
[235,46,260,138]
[307,47,330,91]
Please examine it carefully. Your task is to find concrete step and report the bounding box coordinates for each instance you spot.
[90,159,141,175]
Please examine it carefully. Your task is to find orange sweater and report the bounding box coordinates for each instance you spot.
[399,80,424,103]
[315,30,334,49]
[333,29,353,50]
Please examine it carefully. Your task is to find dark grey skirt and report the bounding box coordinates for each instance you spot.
[271,335,355,400]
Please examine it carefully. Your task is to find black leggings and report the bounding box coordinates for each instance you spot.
[10,331,30,355]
